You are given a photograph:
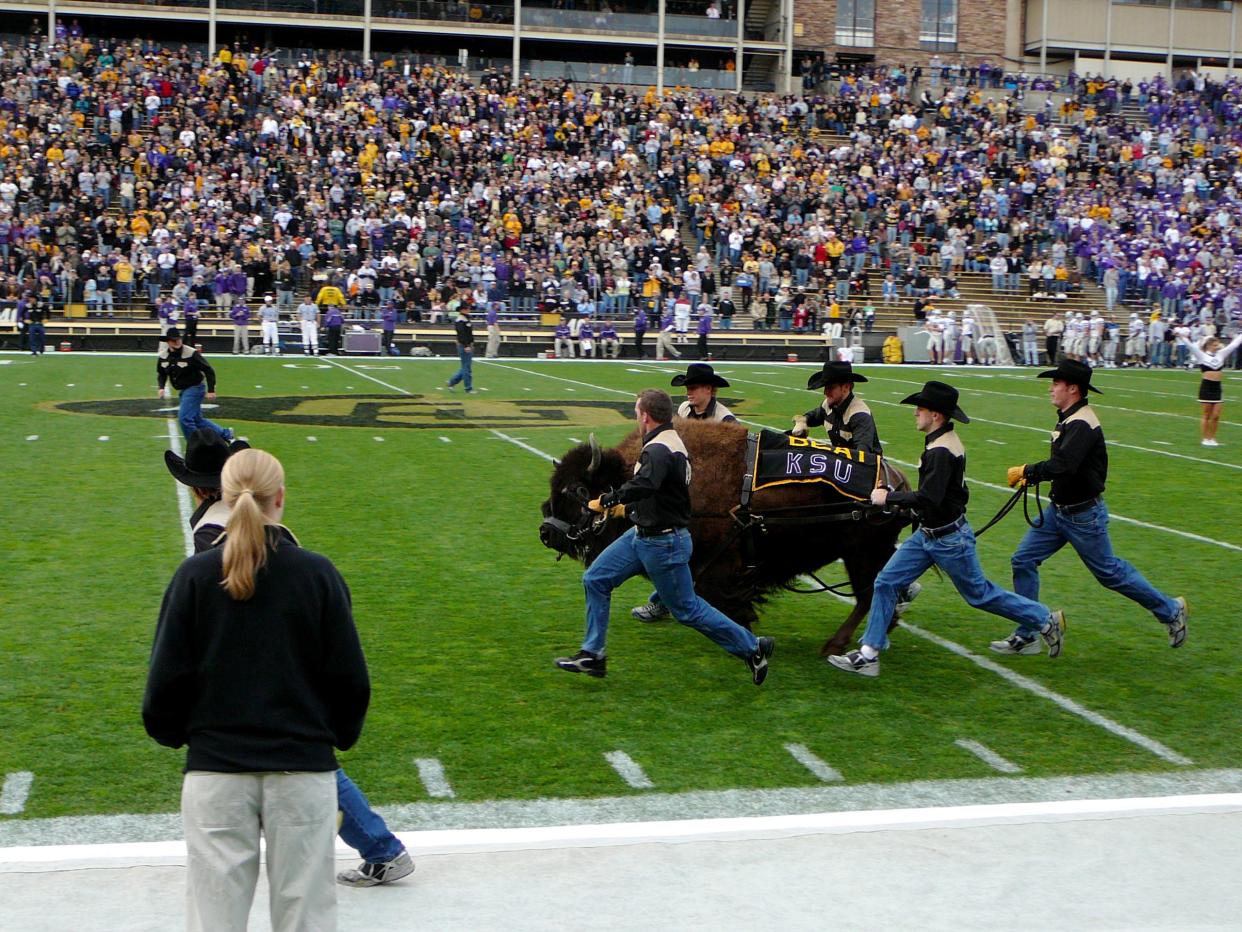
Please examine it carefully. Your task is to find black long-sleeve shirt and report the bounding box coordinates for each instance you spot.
[887,423,968,529]
[601,422,691,530]
[142,526,370,773]
[1023,399,1107,506]
[156,343,217,392]
[803,392,881,455]
[454,314,474,348]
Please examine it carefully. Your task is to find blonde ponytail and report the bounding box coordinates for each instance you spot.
[220,449,285,601]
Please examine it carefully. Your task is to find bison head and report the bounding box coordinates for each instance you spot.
[539,433,631,564]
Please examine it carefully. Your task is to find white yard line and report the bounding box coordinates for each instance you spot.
[0,772,34,815]
[414,758,456,799]
[904,624,1192,766]
[784,744,844,783]
[166,420,195,558]
[954,739,1022,775]
[605,751,655,790]
[488,429,556,462]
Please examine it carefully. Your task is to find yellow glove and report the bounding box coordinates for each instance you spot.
[791,415,808,437]
[608,504,627,519]
[587,498,606,513]
[1006,465,1028,489]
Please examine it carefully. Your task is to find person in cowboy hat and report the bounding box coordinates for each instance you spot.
[157,327,233,442]
[165,435,416,890]
[791,359,881,455]
[671,363,737,422]
[166,428,251,552]
[1002,360,1187,652]
[828,380,1065,677]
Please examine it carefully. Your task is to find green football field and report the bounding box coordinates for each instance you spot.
[1,350,1239,829]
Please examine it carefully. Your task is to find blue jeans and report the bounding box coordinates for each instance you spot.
[861,523,1051,649]
[448,346,473,390]
[1011,502,1178,623]
[177,382,228,441]
[29,322,44,354]
[582,527,757,658]
[336,769,404,863]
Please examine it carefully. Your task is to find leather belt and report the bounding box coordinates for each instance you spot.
[1054,497,1101,516]
[636,526,677,538]
[922,515,967,539]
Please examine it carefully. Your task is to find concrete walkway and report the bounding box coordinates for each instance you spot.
[3,795,1240,931]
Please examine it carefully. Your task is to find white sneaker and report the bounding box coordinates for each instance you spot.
[1201,439,1219,447]
[988,632,1041,656]
[336,850,414,887]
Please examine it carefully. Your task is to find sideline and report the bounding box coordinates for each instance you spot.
[165,420,195,558]
[5,774,1241,852]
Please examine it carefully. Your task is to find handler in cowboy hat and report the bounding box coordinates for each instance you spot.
[1000,359,1187,653]
[165,428,251,553]
[828,380,1065,678]
[791,359,881,455]
[672,363,737,422]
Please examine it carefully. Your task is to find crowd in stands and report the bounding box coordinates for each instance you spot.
[0,28,1240,367]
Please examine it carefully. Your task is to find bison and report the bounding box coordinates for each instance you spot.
[539,419,911,655]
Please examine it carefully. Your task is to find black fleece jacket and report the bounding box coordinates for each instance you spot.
[142,527,370,773]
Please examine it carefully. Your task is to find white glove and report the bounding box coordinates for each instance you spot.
[791,415,808,437]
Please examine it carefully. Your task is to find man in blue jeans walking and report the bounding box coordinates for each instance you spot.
[555,389,775,683]
[828,380,1065,678]
[156,329,233,442]
[1002,360,1187,652]
[446,306,475,392]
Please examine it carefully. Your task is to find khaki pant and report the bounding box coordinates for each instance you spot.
[601,337,620,359]
[655,330,681,360]
[233,325,250,354]
[182,770,337,932]
[486,324,501,358]
[554,337,576,358]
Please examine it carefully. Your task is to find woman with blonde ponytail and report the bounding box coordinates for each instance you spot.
[143,448,370,932]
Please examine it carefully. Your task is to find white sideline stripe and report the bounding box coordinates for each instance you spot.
[954,739,1022,774]
[605,751,655,789]
[904,624,1193,766]
[784,743,844,782]
[7,793,1242,866]
[414,758,455,799]
[166,420,195,557]
[0,772,33,815]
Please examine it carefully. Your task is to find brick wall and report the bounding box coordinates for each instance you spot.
[794,0,1012,67]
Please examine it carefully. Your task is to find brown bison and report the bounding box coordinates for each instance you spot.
[539,419,910,655]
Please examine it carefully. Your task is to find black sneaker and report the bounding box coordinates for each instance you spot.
[745,636,775,685]
[555,649,606,678]
[1165,597,1187,648]
[1041,609,1066,658]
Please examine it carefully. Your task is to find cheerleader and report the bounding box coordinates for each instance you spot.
[1177,331,1242,446]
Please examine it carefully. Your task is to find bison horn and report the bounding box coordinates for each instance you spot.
[587,433,602,477]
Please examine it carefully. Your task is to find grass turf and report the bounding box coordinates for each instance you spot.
[1,352,1239,821]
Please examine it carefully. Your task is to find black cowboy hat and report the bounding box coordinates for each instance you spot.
[164,429,251,489]
[164,327,182,341]
[900,380,971,423]
[807,359,869,391]
[1037,359,1103,394]
[671,363,729,389]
